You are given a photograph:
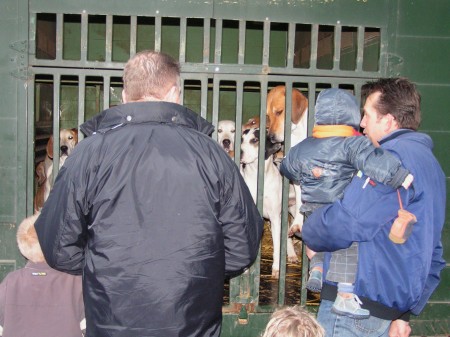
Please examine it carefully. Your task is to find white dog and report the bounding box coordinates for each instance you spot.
[240,127,298,279]
[217,120,236,158]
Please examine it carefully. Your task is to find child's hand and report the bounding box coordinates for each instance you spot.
[402,173,414,189]
[288,223,302,237]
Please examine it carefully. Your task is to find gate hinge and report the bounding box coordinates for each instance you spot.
[9,40,28,54]
[10,66,33,80]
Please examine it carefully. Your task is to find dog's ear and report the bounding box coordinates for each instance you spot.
[35,161,46,185]
[46,135,54,159]
[292,89,308,124]
[71,128,79,144]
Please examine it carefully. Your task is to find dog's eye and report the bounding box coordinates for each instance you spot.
[250,137,259,144]
[275,109,283,116]
[68,135,73,140]
[231,129,235,133]
[218,129,222,133]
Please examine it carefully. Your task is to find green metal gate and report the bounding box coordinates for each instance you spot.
[1,0,449,336]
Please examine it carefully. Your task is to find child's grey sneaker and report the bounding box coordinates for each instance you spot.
[306,269,322,293]
[331,294,370,319]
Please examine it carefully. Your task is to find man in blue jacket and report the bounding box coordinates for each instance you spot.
[302,77,446,337]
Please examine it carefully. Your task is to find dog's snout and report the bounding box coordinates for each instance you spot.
[222,139,231,148]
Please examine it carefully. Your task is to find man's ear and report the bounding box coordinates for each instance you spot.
[163,85,181,104]
[384,113,398,133]
[122,89,128,103]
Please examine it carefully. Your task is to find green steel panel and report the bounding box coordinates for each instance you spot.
[30,0,214,18]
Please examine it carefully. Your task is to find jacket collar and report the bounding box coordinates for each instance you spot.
[80,101,214,137]
[378,129,414,145]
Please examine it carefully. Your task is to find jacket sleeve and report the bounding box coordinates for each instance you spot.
[344,136,410,188]
[34,164,88,275]
[279,143,303,183]
[411,240,445,315]
[220,166,264,277]
[302,173,410,252]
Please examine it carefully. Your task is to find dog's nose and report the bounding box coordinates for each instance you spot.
[60,145,68,154]
[222,139,231,147]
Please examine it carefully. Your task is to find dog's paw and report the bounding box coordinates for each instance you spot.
[271,269,280,279]
[287,254,299,264]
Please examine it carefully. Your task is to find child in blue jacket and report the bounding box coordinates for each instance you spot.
[280,88,413,319]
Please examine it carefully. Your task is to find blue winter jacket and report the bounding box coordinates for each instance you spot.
[302,129,446,320]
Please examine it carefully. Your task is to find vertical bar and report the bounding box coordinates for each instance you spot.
[104,76,111,109]
[78,75,86,141]
[356,26,365,72]
[26,74,36,215]
[286,23,296,68]
[334,24,342,70]
[105,15,113,63]
[80,12,88,62]
[55,13,63,61]
[214,19,222,64]
[155,16,162,52]
[130,16,137,57]
[310,24,319,70]
[179,17,187,63]
[203,19,210,64]
[238,20,245,65]
[234,81,244,163]
[200,77,208,119]
[211,77,220,139]
[277,81,293,305]
[262,19,270,66]
[52,74,61,180]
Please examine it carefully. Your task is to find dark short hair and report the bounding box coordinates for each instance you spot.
[362,77,421,130]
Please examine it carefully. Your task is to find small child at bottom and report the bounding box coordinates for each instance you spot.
[0,213,85,337]
[261,305,325,337]
[280,88,414,319]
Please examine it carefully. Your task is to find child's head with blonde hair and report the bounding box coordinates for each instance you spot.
[261,306,325,337]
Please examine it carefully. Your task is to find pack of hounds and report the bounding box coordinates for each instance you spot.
[33,85,307,279]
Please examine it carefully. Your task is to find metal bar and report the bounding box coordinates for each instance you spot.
[262,19,270,66]
[155,16,161,52]
[78,75,86,141]
[214,19,222,64]
[238,20,245,65]
[334,24,341,70]
[203,18,210,64]
[211,77,220,140]
[179,17,187,63]
[286,23,295,69]
[130,16,137,57]
[356,26,365,72]
[310,24,319,70]
[52,74,61,181]
[56,13,63,61]
[105,15,113,63]
[200,77,208,119]
[103,75,111,109]
[81,12,88,62]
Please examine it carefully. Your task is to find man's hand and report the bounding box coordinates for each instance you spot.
[389,319,411,337]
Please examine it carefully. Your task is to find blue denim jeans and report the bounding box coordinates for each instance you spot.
[317,300,391,337]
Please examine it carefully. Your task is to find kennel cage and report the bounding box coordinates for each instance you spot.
[1,0,449,336]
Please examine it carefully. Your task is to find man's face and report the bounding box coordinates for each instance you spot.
[361,92,390,144]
